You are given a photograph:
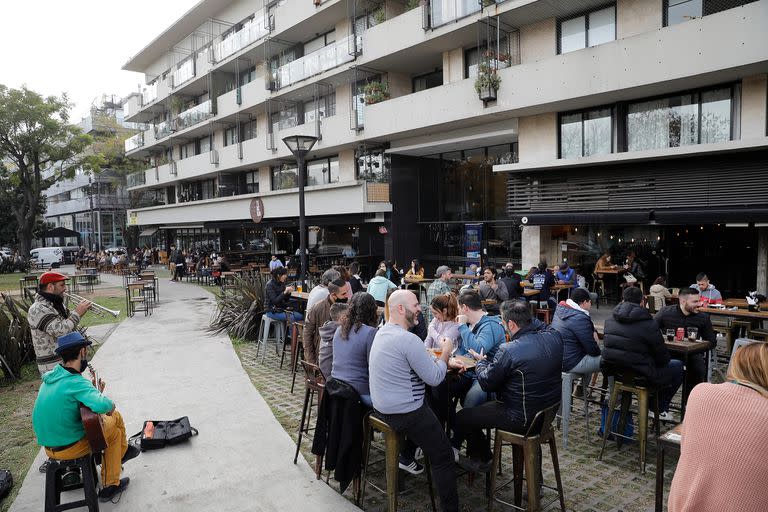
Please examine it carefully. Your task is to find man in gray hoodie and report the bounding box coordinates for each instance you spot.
[690,272,723,305]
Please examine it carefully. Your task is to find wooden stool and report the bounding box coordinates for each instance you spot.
[598,371,660,473]
[488,403,566,512]
[534,308,552,324]
[747,327,768,342]
[360,414,437,512]
[44,454,100,512]
[294,361,325,465]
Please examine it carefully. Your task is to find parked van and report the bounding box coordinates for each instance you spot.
[30,247,64,268]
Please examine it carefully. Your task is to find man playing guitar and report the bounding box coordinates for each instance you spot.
[32,332,139,502]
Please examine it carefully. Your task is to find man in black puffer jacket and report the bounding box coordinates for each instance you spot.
[602,287,683,418]
[453,300,562,470]
[551,288,601,374]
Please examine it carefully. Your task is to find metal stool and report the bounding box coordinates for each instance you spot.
[255,314,286,364]
[598,371,660,473]
[44,454,100,512]
[488,403,566,512]
[360,414,437,512]
[557,372,591,449]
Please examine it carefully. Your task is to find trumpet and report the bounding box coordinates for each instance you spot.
[64,292,120,318]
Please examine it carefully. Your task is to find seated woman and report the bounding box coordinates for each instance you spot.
[668,342,768,512]
[594,253,617,274]
[404,259,424,293]
[424,293,460,350]
[264,266,303,331]
[649,275,672,311]
[331,292,379,407]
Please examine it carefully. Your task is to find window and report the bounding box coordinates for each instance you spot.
[304,93,336,124]
[304,31,335,54]
[180,141,196,160]
[271,164,299,191]
[239,66,256,87]
[245,171,259,193]
[413,70,443,93]
[664,0,756,26]
[558,5,616,54]
[241,119,257,142]
[465,35,518,79]
[201,179,216,200]
[224,126,238,146]
[199,135,211,154]
[559,108,613,158]
[626,86,732,152]
[306,157,339,186]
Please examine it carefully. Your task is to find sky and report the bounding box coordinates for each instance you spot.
[0,0,199,122]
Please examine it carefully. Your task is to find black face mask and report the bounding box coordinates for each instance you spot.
[79,356,88,374]
[335,297,348,304]
[505,269,515,277]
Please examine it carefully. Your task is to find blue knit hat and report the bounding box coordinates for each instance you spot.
[54,331,91,354]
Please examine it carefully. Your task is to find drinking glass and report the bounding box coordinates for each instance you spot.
[451,339,460,357]
[687,327,698,341]
[665,329,675,342]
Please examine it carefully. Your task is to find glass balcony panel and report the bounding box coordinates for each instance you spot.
[274,35,356,90]
[212,11,271,62]
[142,82,158,105]
[175,100,213,131]
[154,120,173,139]
[172,59,195,88]
[127,171,147,188]
[430,0,481,27]
[124,132,144,152]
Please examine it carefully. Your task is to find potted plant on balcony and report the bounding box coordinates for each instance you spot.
[474,63,501,103]
[372,6,386,25]
[363,81,390,105]
[482,0,496,7]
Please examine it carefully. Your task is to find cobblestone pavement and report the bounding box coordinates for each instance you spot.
[235,339,718,512]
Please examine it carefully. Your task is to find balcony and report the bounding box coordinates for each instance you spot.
[212,11,272,63]
[171,59,195,88]
[272,34,358,90]
[154,120,174,140]
[45,197,92,217]
[127,171,147,188]
[142,82,158,105]
[125,132,144,153]
[426,0,482,28]
[175,100,214,132]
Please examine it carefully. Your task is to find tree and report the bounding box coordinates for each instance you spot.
[0,85,92,256]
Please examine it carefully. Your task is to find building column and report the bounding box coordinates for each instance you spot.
[521,225,540,271]
[757,228,768,293]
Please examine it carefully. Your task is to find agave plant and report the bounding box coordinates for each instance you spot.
[0,292,34,379]
[208,276,266,342]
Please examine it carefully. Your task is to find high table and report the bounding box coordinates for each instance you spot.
[664,339,710,417]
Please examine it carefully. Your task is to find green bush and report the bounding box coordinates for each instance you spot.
[0,258,30,275]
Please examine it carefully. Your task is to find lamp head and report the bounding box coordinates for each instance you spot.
[282,135,318,158]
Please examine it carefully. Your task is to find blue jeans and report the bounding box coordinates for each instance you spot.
[360,394,372,408]
[656,359,684,413]
[265,311,303,336]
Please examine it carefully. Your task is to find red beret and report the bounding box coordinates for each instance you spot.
[39,272,69,286]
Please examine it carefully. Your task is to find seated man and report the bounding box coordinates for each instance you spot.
[603,287,684,421]
[453,300,562,471]
[531,262,556,309]
[551,288,601,376]
[425,266,453,323]
[690,272,723,305]
[654,286,716,401]
[317,302,350,379]
[477,267,509,315]
[32,332,139,502]
[555,262,576,285]
[369,290,461,512]
[303,278,348,365]
[500,262,522,300]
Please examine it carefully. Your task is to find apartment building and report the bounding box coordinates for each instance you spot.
[45,96,142,250]
[123,0,767,293]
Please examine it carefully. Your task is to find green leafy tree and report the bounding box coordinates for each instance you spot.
[0,85,92,256]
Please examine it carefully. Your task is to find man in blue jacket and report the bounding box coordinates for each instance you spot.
[453,300,562,471]
[551,288,601,375]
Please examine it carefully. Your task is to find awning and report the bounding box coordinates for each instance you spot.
[139,228,158,237]
[513,211,651,226]
[653,208,768,225]
[40,226,81,238]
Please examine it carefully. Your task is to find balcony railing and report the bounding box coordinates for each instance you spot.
[125,132,144,153]
[172,59,195,88]
[426,0,481,28]
[142,82,158,105]
[127,171,147,188]
[154,120,174,139]
[175,100,213,131]
[272,35,357,90]
[212,11,272,63]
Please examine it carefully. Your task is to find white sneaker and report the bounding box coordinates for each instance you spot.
[649,410,675,422]
[398,459,424,475]
[452,447,460,463]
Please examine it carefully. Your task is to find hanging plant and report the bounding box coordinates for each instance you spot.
[170,96,185,116]
[372,6,386,25]
[482,0,496,6]
[482,49,510,63]
[474,64,501,102]
[363,81,390,105]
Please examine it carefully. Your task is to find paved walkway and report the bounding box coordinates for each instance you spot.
[11,270,359,512]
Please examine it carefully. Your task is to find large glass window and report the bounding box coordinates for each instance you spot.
[307,157,339,186]
[558,5,616,54]
[559,108,613,158]
[271,164,299,191]
[245,171,259,193]
[627,87,731,152]
[241,119,257,142]
[413,70,443,93]
[304,93,336,124]
[201,179,216,200]
[665,0,757,25]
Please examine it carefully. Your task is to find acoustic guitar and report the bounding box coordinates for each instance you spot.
[79,364,107,452]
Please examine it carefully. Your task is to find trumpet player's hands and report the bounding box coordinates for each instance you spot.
[75,300,92,317]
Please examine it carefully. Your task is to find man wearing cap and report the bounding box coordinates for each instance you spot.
[32,332,138,502]
[425,266,453,323]
[28,271,91,376]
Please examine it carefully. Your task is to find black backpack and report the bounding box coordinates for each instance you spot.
[0,469,12,499]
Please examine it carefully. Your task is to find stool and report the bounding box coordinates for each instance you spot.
[294,361,325,466]
[534,308,551,324]
[598,371,660,473]
[488,403,566,512]
[256,315,286,364]
[747,327,768,342]
[360,414,437,512]
[731,320,754,343]
[44,454,100,512]
[557,372,590,449]
[288,321,306,394]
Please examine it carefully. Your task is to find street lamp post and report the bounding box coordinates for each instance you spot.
[282,135,318,290]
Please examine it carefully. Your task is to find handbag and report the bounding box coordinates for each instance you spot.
[624,272,637,284]
[598,402,634,440]
[0,469,12,499]
[130,416,198,451]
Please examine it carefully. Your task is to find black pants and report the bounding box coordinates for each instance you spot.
[455,401,527,462]
[684,353,706,400]
[379,402,459,512]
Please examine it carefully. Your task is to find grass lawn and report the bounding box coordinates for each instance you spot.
[0,272,31,294]
[0,364,43,512]
[78,295,128,328]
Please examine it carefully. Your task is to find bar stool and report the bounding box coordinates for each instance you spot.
[44,454,100,512]
[534,308,552,324]
[360,414,437,512]
[488,403,566,512]
[598,370,660,473]
[294,361,325,465]
[255,314,286,364]
[557,372,591,449]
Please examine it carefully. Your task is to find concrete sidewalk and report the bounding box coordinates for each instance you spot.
[11,273,359,511]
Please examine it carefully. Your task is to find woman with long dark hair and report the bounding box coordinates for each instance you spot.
[331,292,379,406]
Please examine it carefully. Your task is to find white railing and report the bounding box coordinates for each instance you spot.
[124,132,144,153]
[172,59,195,88]
[429,0,481,28]
[142,82,158,105]
[273,35,356,90]
[213,12,272,62]
[175,100,213,131]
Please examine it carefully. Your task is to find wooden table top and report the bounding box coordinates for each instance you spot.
[290,291,310,300]
[523,289,540,297]
[428,348,477,370]
[698,306,768,320]
[664,339,710,354]
[451,274,479,280]
[595,268,625,274]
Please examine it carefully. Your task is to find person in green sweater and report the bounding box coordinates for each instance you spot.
[32,332,139,502]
